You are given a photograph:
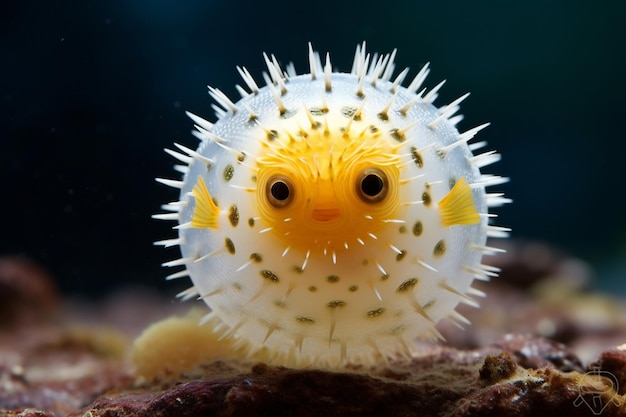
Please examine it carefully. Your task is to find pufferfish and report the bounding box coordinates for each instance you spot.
[155,43,510,367]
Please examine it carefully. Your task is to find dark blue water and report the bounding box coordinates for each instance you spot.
[2,0,625,296]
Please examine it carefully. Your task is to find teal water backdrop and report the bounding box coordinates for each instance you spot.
[1,0,624,294]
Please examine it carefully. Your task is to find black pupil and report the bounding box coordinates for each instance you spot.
[361,174,384,197]
[271,181,290,201]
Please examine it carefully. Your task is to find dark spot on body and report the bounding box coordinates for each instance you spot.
[327,300,346,309]
[367,308,385,318]
[399,225,406,234]
[237,152,246,163]
[327,275,340,283]
[410,146,424,168]
[267,130,279,141]
[297,316,315,324]
[310,107,328,116]
[260,270,279,283]
[308,286,317,292]
[223,164,234,182]
[248,217,255,227]
[341,106,357,119]
[413,221,423,236]
[390,128,405,142]
[396,250,407,262]
[250,253,262,263]
[397,278,418,293]
[225,238,236,255]
[433,240,446,257]
[229,205,239,227]
[422,191,431,206]
[349,285,358,292]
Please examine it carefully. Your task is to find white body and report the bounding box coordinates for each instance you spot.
[156,44,509,367]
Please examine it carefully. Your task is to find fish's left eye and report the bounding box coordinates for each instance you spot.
[356,168,388,203]
[267,175,294,208]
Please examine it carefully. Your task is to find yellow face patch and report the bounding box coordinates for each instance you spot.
[255,125,401,253]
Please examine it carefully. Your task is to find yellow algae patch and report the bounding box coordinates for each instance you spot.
[131,310,235,381]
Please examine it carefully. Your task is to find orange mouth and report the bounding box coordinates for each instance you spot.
[312,207,341,222]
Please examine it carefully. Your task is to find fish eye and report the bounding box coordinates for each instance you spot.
[356,168,389,203]
[267,175,294,207]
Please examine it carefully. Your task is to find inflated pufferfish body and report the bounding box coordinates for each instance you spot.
[156,43,510,366]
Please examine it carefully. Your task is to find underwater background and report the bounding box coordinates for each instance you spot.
[2,0,625,297]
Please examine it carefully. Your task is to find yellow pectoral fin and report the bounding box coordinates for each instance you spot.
[191,176,219,229]
[438,177,480,227]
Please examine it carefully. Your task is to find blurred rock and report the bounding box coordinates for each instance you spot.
[490,333,583,372]
[488,239,593,290]
[440,240,626,365]
[1,243,626,416]
[0,256,59,327]
[77,347,626,417]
